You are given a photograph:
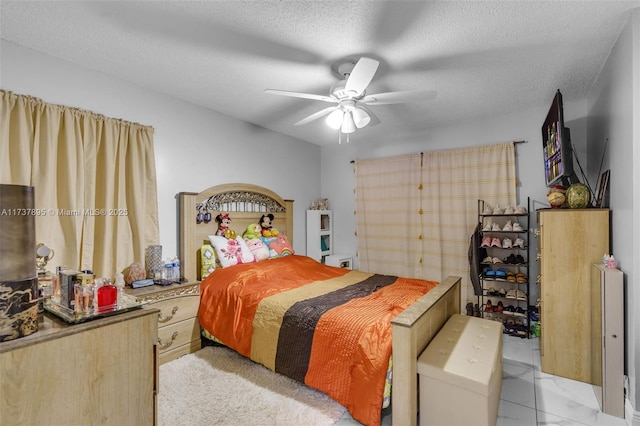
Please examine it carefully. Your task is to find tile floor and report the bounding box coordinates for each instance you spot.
[337,334,630,425]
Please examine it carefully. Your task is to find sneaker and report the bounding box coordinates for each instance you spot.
[482,256,493,264]
[513,237,525,248]
[482,204,493,215]
[482,219,493,231]
[512,221,523,232]
[491,222,501,231]
[493,204,504,214]
[504,205,515,214]
[492,257,503,264]
[514,205,527,214]
[502,220,513,231]
[516,290,528,301]
[502,237,513,248]
[491,237,502,247]
[481,236,491,248]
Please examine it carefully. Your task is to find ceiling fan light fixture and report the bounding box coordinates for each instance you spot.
[352,107,371,128]
[326,109,344,129]
[341,111,356,134]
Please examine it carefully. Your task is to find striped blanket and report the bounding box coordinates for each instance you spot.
[198,255,437,426]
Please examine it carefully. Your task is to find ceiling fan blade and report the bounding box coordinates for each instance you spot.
[344,57,380,96]
[294,106,338,126]
[361,89,438,105]
[265,89,335,103]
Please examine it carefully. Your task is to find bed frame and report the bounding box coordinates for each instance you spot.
[176,183,461,426]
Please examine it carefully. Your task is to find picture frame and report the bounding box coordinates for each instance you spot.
[595,169,610,208]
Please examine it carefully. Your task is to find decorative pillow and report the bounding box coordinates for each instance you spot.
[262,233,294,258]
[200,243,218,279]
[208,235,256,268]
[244,237,270,262]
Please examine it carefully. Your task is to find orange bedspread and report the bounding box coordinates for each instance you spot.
[198,255,437,426]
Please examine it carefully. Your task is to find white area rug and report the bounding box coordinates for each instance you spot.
[158,345,347,426]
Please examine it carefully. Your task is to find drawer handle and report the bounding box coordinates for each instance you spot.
[158,331,179,350]
[159,306,179,323]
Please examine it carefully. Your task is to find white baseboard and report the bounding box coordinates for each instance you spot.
[626,397,640,425]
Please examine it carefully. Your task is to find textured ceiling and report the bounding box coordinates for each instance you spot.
[1,1,638,145]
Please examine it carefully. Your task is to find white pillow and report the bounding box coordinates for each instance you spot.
[208,235,256,268]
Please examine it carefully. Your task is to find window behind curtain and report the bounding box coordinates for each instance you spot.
[0,90,159,277]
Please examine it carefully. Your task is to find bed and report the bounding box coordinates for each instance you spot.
[177,183,461,426]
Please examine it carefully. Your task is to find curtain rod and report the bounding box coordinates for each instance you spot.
[350,141,526,164]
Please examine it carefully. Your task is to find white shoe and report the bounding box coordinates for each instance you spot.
[493,204,504,215]
[491,223,501,231]
[502,220,513,231]
[514,205,527,214]
[482,204,493,215]
[482,219,493,231]
[504,205,515,214]
[512,221,523,232]
[513,237,525,248]
[502,238,513,248]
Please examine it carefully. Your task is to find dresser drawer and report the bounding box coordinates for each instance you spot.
[152,295,200,327]
[157,316,200,354]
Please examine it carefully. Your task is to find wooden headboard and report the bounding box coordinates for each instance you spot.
[176,183,294,282]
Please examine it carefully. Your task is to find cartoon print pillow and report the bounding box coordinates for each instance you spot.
[208,235,256,268]
[262,233,294,258]
[244,237,270,262]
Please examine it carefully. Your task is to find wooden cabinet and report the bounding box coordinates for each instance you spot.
[590,263,624,418]
[536,208,609,382]
[306,210,332,263]
[127,281,201,365]
[0,308,158,425]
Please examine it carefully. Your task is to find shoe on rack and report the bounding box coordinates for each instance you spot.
[482,204,493,215]
[512,221,523,232]
[495,268,507,281]
[483,267,496,278]
[513,237,525,248]
[514,205,527,214]
[481,236,491,248]
[492,257,503,264]
[482,219,493,231]
[490,222,501,231]
[504,254,517,264]
[516,290,528,301]
[495,301,504,313]
[506,289,517,298]
[491,237,502,247]
[482,256,493,264]
[502,238,513,248]
[502,220,513,231]
[466,302,474,316]
[506,271,516,282]
[485,300,493,312]
[515,254,525,264]
[493,204,505,215]
[504,205,515,214]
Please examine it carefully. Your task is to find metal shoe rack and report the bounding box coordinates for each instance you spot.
[477,198,530,338]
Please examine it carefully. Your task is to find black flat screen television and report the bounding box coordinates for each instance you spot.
[542,90,578,187]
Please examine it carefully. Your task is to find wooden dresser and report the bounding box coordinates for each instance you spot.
[536,208,609,383]
[0,307,158,425]
[127,281,201,364]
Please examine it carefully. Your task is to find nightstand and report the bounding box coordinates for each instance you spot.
[126,281,201,364]
[325,254,353,270]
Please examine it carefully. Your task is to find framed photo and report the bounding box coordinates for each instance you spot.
[595,169,610,208]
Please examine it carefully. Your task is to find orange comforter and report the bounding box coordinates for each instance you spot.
[198,255,437,426]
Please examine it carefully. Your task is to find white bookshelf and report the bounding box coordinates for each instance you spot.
[306,210,332,263]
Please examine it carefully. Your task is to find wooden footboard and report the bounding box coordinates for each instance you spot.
[390,275,461,426]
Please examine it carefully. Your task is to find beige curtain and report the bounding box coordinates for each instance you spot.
[355,143,516,303]
[355,153,423,277]
[0,90,159,277]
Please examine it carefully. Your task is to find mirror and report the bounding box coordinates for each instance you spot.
[35,243,54,274]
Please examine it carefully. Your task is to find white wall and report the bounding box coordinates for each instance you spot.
[587,8,640,415]
[1,40,322,261]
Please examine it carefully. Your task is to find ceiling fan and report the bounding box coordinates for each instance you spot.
[265,57,437,135]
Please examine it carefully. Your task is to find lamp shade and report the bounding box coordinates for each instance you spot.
[325,109,344,129]
[341,111,356,134]
[352,107,371,128]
